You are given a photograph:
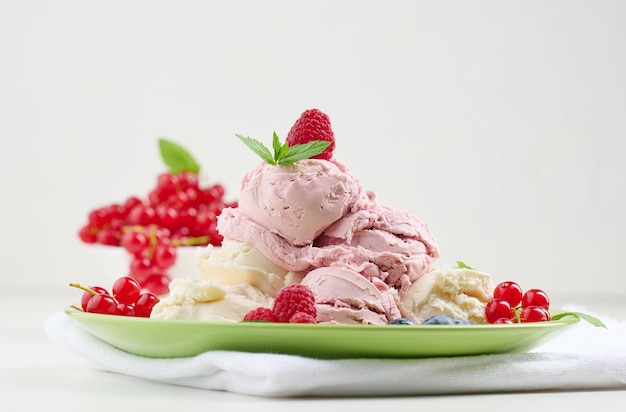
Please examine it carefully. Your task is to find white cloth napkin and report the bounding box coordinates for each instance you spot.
[44,306,626,398]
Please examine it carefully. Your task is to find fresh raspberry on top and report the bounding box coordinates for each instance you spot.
[272,284,317,322]
[285,108,335,160]
[243,307,276,322]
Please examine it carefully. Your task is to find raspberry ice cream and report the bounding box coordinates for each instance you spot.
[313,204,439,292]
[235,159,374,246]
[301,267,401,325]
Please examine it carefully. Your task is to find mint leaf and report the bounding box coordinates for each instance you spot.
[272,132,290,161]
[159,138,200,174]
[236,134,275,165]
[551,311,607,328]
[456,261,474,269]
[236,133,330,166]
[277,140,330,165]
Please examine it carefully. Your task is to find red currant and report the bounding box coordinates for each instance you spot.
[151,225,171,246]
[88,208,110,228]
[178,172,198,190]
[141,273,171,296]
[96,228,120,246]
[127,205,157,226]
[120,230,148,254]
[135,293,160,317]
[156,172,179,198]
[198,188,216,204]
[156,205,179,230]
[122,196,143,216]
[116,303,136,316]
[520,306,551,322]
[209,184,225,200]
[177,207,198,229]
[86,293,118,315]
[130,256,154,280]
[485,299,514,324]
[112,276,141,305]
[493,281,523,307]
[184,187,199,204]
[522,289,550,309]
[79,285,108,311]
[153,244,177,270]
[78,225,98,243]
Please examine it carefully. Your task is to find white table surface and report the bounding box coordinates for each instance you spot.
[2,285,625,411]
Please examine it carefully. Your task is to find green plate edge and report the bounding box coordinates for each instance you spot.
[64,307,579,359]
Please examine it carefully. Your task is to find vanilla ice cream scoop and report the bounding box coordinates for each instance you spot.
[398,265,495,324]
[301,266,401,325]
[150,278,273,322]
[235,159,374,246]
[194,238,303,297]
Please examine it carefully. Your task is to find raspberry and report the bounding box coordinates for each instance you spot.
[272,284,317,322]
[289,312,318,324]
[243,307,276,322]
[286,108,335,160]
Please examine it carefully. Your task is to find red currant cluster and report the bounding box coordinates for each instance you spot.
[485,281,551,324]
[78,171,237,295]
[70,276,159,317]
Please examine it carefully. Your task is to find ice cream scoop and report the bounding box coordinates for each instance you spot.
[194,238,304,297]
[150,278,273,322]
[234,159,375,246]
[313,204,439,291]
[301,266,402,325]
[398,265,495,324]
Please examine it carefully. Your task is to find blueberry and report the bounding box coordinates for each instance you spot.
[423,316,454,324]
[389,317,415,325]
[423,316,470,325]
[452,319,470,325]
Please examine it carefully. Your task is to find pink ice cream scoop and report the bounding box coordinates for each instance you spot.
[301,266,402,325]
[313,204,440,292]
[235,159,374,246]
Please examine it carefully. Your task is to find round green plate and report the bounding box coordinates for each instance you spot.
[64,307,578,359]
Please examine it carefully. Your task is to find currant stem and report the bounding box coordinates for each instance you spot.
[147,225,158,258]
[172,235,210,247]
[68,282,98,295]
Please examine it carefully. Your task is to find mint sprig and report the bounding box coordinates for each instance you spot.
[236,132,330,166]
[159,138,200,174]
[456,261,474,270]
[551,311,607,328]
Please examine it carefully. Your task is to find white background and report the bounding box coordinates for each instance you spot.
[1,0,624,305]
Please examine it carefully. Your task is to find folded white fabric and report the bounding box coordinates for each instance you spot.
[44,306,626,398]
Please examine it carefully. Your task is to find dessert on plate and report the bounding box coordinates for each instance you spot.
[150,109,495,325]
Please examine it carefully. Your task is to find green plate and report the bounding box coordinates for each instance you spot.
[64,307,578,359]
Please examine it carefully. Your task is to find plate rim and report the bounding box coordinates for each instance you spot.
[63,306,580,359]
